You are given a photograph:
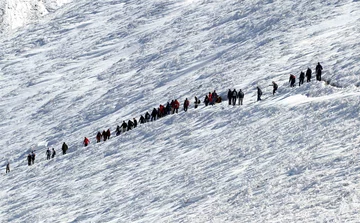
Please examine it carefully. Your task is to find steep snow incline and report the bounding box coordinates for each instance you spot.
[0,0,71,32]
[0,0,360,222]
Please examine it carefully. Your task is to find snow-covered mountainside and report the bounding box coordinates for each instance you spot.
[0,0,71,32]
[1,0,360,222]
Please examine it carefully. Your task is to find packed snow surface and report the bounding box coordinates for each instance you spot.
[1,0,360,222]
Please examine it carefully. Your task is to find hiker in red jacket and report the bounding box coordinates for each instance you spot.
[84,137,90,147]
[174,99,180,113]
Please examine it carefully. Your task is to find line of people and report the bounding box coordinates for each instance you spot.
[10,62,323,172]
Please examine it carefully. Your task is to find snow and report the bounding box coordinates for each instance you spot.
[1,0,360,222]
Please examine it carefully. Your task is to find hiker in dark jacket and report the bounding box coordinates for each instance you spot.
[204,95,209,106]
[6,162,10,173]
[194,97,200,108]
[116,125,121,136]
[238,89,244,105]
[139,115,145,124]
[316,62,323,81]
[306,67,312,82]
[289,74,296,87]
[51,148,56,158]
[62,142,68,155]
[271,81,278,95]
[106,129,111,140]
[212,90,218,104]
[166,102,171,115]
[257,87,262,101]
[46,148,51,160]
[96,131,102,143]
[31,151,35,165]
[151,108,158,121]
[232,89,237,105]
[145,112,150,122]
[133,118,138,128]
[227,89,232,105]
[299,71,305,86]
[102,130,107,141]
[121,121,128,132]
[127,120,134,131]
[27,154,32,166]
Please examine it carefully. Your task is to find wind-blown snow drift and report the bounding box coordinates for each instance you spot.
[1,0,360,222]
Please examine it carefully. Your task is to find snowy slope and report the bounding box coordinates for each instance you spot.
[0,0,71,32]
[1,0,360,222]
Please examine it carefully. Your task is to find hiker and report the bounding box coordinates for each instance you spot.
[194,97,200,108]
[102,130,107,141]
[183,98,189,112]
[208,93,214,106]
[31,151,36,165]
[145,112,150,122]
[133,118,138,128]
[62,142,68,154]
[232,89,237,105]
[170,100,175,114]
[116,125,121,136]
[51,148,56,158]
[83,137,90,147]
[139,115,145,124]
[204,95,209,106]
[271,81,278,95]
[127,119,134,131]
[106,129,111,139]
[227,89,232,105]
[289,74,296,87]
[299,71,305,86]
[166,102,171,115]
[46,148,51,160]
[238,89,244,105]
[174,99,180,113]
[121,121,128,132]
[212,90,218,104]
[96,131,102,143]
[6,162,10,173]
[27,154,32,166]
[257,87,262,101]
[151,108,158,121]
[216,96,222,103]
[316,62,323,81]
[306,67,312,82]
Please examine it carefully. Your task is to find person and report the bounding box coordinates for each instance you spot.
[127,120,134,131]
[257,87,262,101]
[121,121,128,132]
[174,99,180,113]
[306,67,312,82]
[166,102,171,115]
[46,148,51,160]
[106,129,111,139]
[83,137,90,147]
[151,108,158,121]
[102,130,107,141]
[27,153,32,166]
[159,105,165,118]
[271,81,278,95]
[204,95,209,106]
[183,98,189,112]
[238,89,244,105]
[96,131,102,143]
[133,118,138,128]
[31,151,36,165]
[208,93,214,106]
[194,97,200,108]
[289,74,296,87]
[216,96,222,103]
[227,89,232,105]
[116,125,121,136]
[170,100,175,114]
[212,90,218,104]
[51,148,56,158]
[299,71,305,86]
[316,62,323,81]
[232,89,237,105]
[145,112,150,122]
[139,115,145,124]
[62,142,68,155]
[6,162,10,173]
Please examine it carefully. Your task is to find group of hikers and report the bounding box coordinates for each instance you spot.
[4,62,323,173]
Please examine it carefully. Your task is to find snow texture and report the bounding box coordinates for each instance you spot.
[1,0,360,222]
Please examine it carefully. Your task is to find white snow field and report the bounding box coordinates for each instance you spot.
[1,0,360,222]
